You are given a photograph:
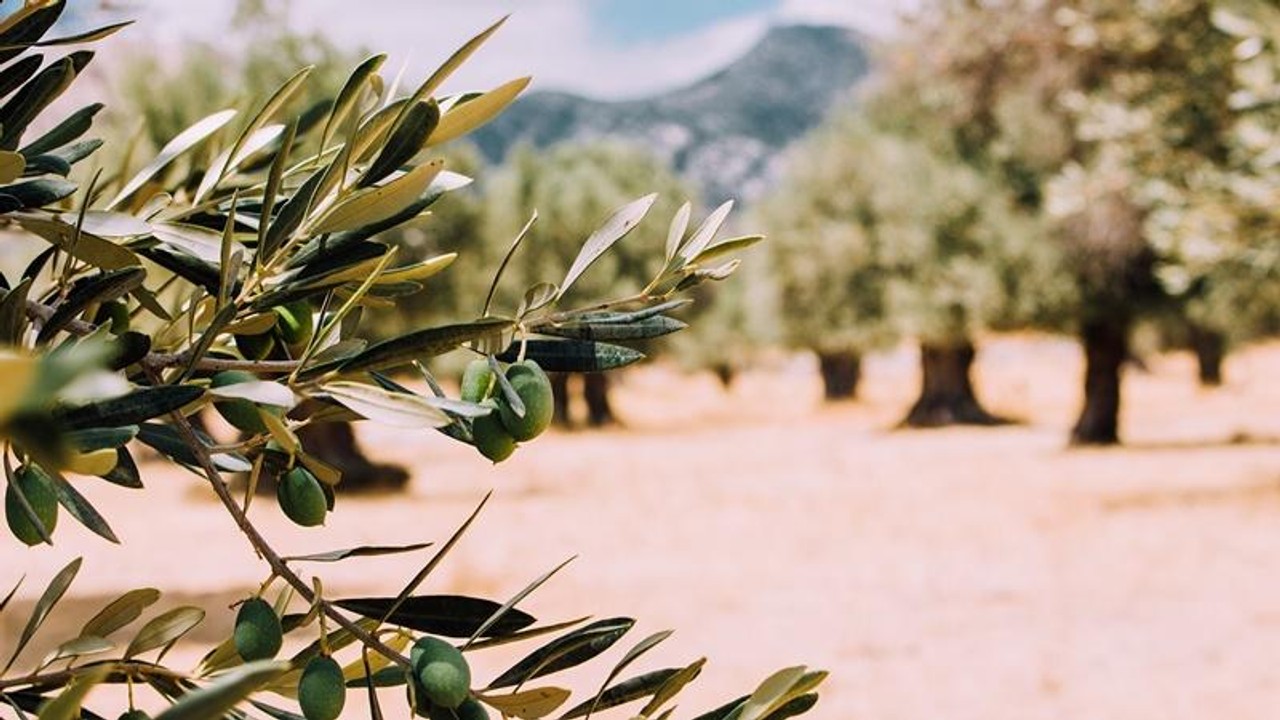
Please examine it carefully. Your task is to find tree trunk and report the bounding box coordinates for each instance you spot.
[296,422,409,492]
[1070,314,1130,446]
[711,362,736,390]
[1188,324,1225,387]
[902,340,1003,427]
[817,350,861,401]
[549,372,572,427]
[583,373,616,427]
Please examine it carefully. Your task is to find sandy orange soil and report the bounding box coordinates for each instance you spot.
[4,335,1280,720]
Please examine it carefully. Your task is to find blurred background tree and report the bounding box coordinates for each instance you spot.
[481,141,692,426]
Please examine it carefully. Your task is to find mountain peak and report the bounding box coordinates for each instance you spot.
[470,24,871,203]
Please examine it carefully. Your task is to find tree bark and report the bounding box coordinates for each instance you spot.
[549,372,571,428]
[583,373,616,427]
[902,340,1003,427]
[817,350,861,401]
[296,422,409,492]
[1070,313,1130,446]
[1188,324,1225,387]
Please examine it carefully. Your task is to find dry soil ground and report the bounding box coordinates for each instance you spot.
[5,335,1280,720]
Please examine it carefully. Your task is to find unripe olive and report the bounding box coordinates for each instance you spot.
[235,331,277,361]
[470,400,515,464]
[495,361,554,442]
[428,697,489,720]
[211,370,271,434]
[274,300,315,355]
[297,655,346,720]
[233,597,282,662]
[411,637,471,710]
[4,465,58,546]
[118,710,151,720]
[459,359,495,403]
[236,597,286,661]
[93,300,131,334]
[277,467,327,527]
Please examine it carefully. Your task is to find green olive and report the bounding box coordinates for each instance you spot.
[495,360,554,442]
[471,400,516,463]
[233,597,282,662]
[277,467,327,527]
[412,637,471,710]
[93,300,131,334]
[4,465,58,546]
[297,655,346,720]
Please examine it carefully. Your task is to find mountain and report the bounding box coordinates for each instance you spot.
[470,25,873,203]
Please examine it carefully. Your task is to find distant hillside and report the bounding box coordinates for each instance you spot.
[470,25,873,203]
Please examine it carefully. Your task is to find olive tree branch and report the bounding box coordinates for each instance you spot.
[145,367,411,670]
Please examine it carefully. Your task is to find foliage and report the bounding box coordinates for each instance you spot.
[759,107,1061,356]
[0,4,817,720]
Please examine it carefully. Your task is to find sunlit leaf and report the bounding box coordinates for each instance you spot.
[108,109,237,209]
[560,194,657,298]
[124,606,205,658]
[428,76,530,146]
[80,587,161,638]
[4,557,81,673]
[476,687,569,720]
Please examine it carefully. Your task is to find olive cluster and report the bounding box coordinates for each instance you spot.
[462,359,555,463]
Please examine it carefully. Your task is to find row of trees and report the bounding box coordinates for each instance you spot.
[767,0,1280,444]
[101,0,1280,447]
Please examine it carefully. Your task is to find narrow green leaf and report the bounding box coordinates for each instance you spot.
[0,277,33,344]
[124,606,205,658]
[641,658,706,716]
[20,103,102,158]
[679,200,734,262]
[108,109,237,210]
[15,215,139,270]
[496,339,645,373]
[428,76,530,146]
[760,694,819,720]
[65,426,139,453]
[322,380,449,428]
[321,54,386,153]
[559,194,656,298]
[535,316,686,342]
[574,630,675,720]
[334,594,534,639]
[690,696,750,720]
[282,542,432,563]
[4,557,81,673]
[55,385,205,430]
[487,618,635,690]
[734,667,809,720]
[416,16,508,100]
[664,201,691,262]
[209,379,294,407]
[465,556,574,649]
[0,575,23,614]
[559,668,682,720]
[153,661,289,720]
[359,100,439,188]
[309,158,443,235]
[80,587,161,638]
[47,469,118,543]
[36,266,146,344]
[40,635,113,666]
[477,687,569,720]
[35,665,109,720]
[255,118,297,262]
[336,317,513,374]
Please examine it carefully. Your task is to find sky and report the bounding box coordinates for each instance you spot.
[109,0,916,100]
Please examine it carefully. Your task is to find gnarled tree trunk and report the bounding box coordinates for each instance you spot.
[902,340,1003,427]
[816,350,861,401]
[549,372,571,427]
[1070,313,1130,446]
[583,373,615,427]
[1188,324,1225,387]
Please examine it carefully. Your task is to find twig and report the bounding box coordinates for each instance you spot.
[145,367,412,669]
[23,298,301,374]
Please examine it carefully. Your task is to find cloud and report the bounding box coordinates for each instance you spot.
[124,0,907,99]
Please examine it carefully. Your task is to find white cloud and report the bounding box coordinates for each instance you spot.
[123,0,910,99]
